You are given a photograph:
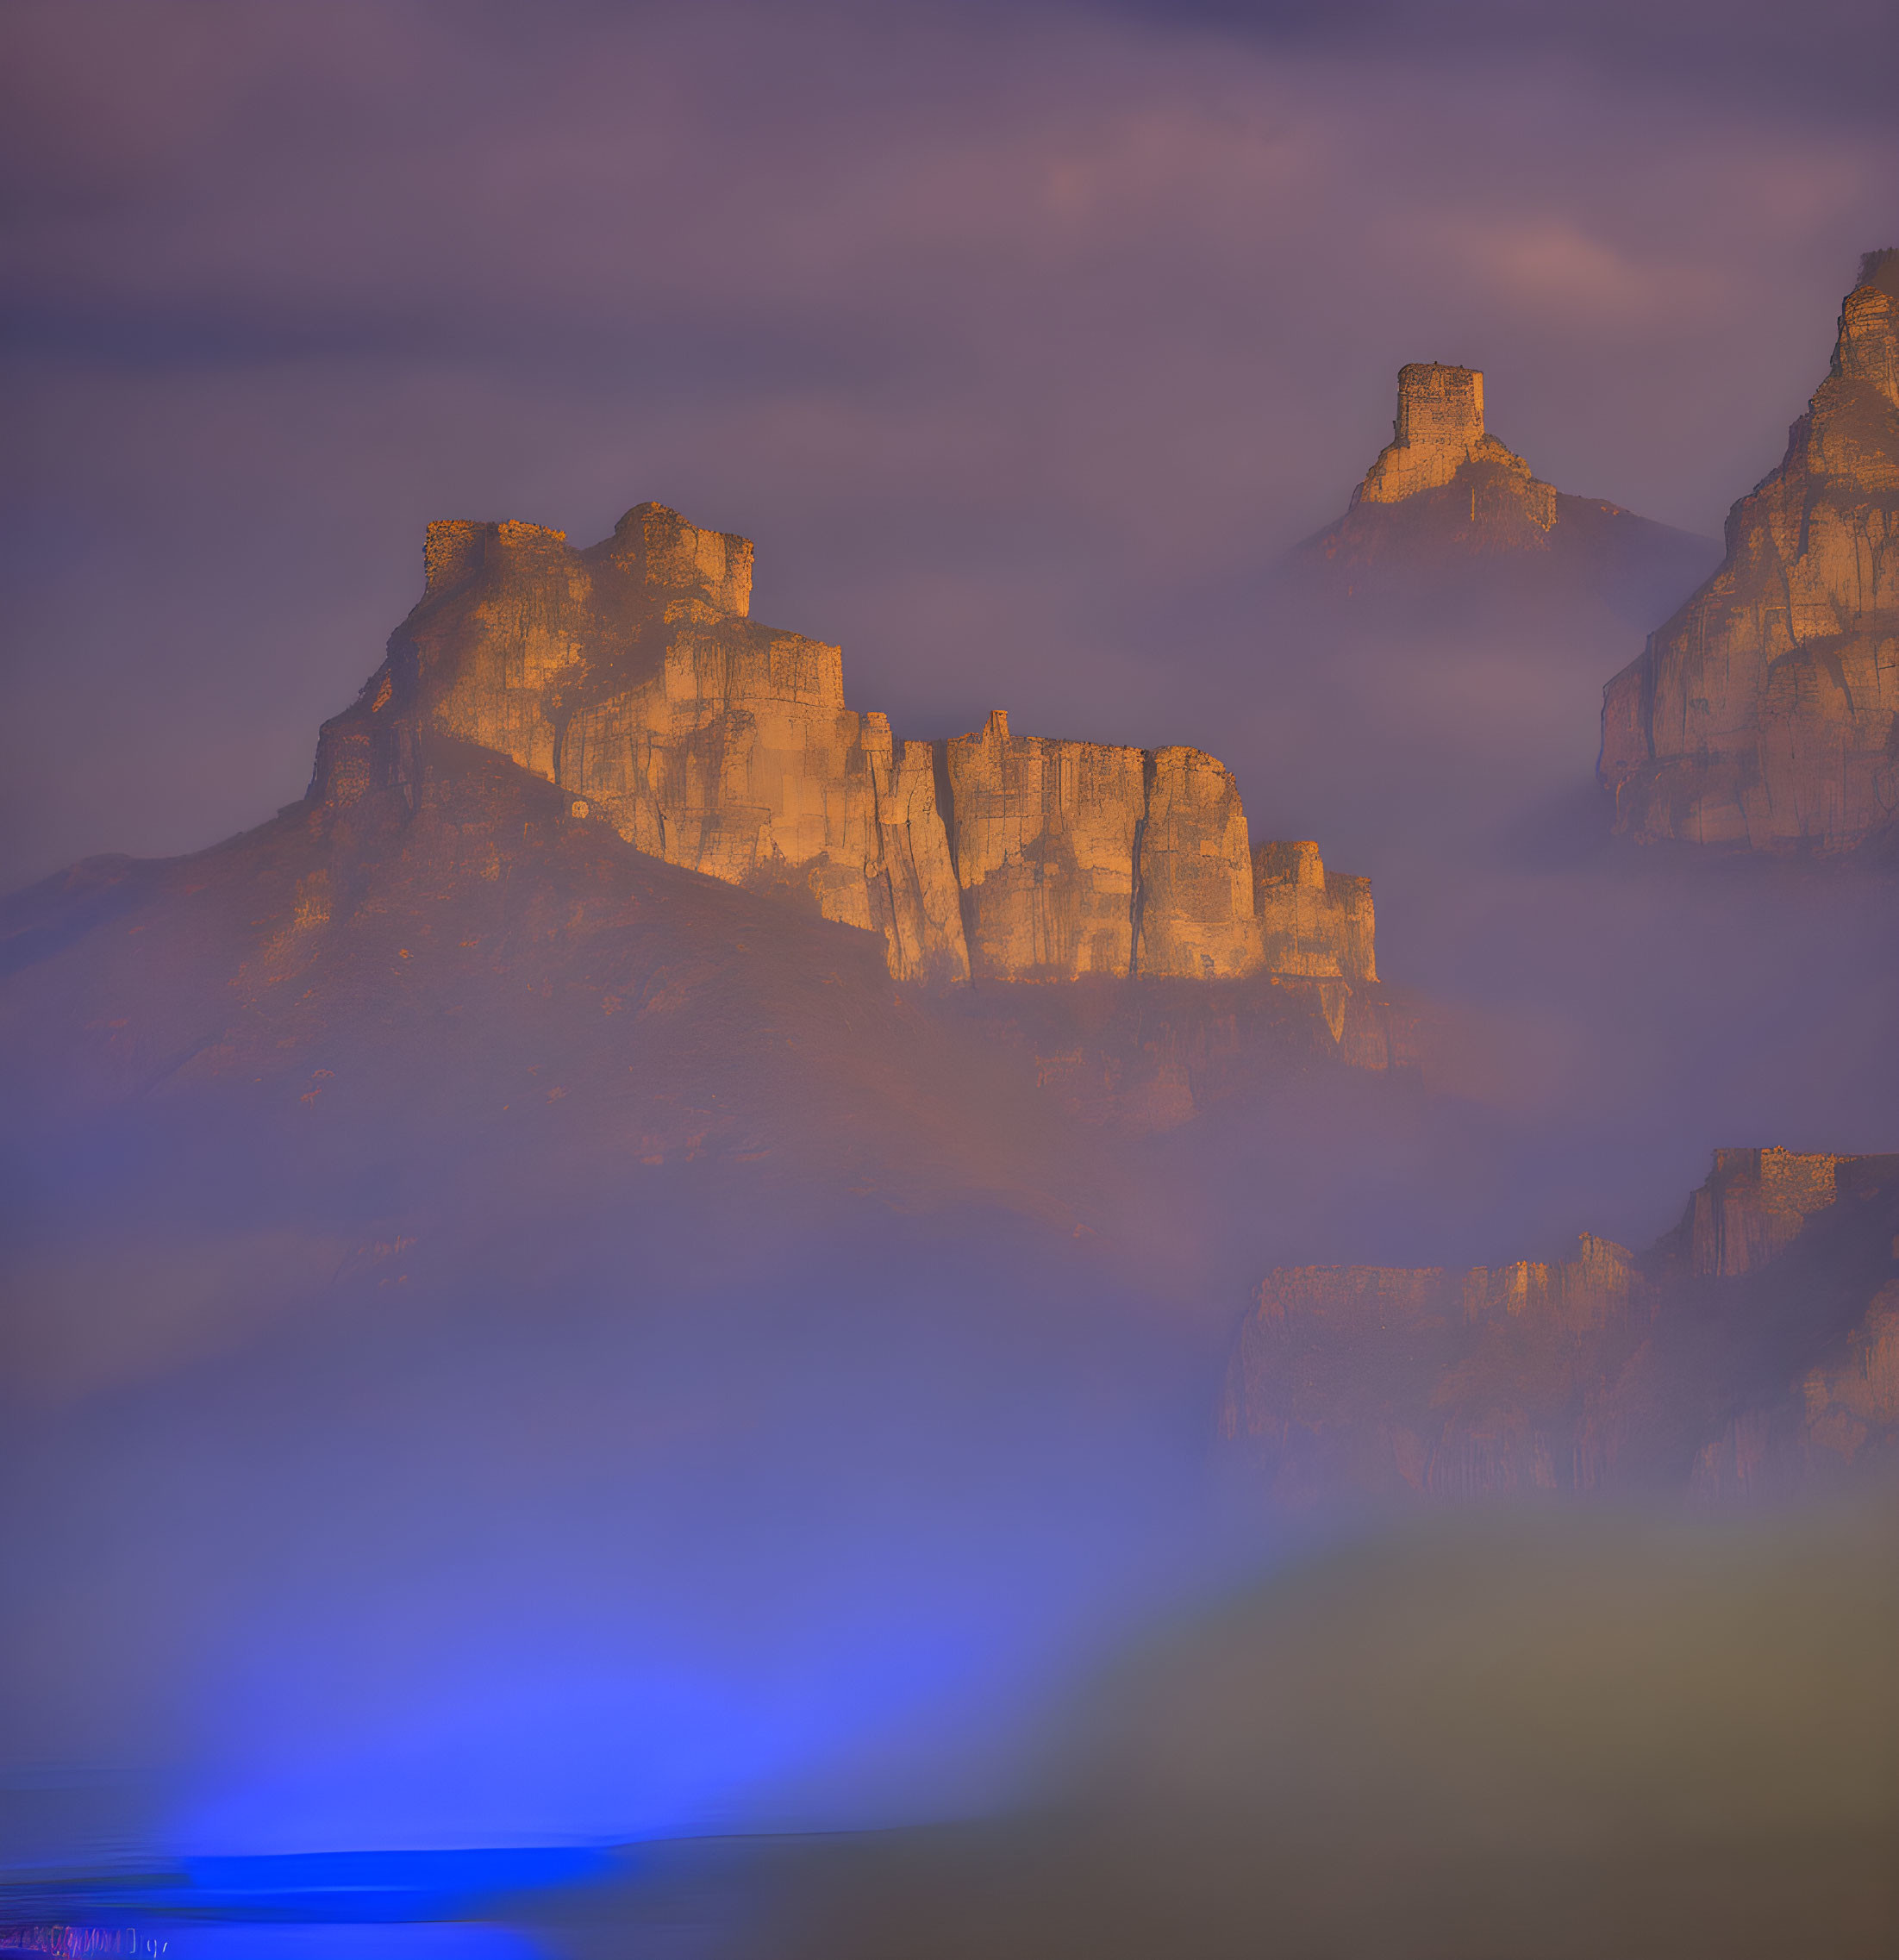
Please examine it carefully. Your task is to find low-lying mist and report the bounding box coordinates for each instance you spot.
[5,387,1897,1949]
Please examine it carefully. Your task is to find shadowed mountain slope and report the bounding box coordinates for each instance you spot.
[1221,1147,1899,1507]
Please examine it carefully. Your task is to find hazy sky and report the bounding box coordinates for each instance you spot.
[4,0,1896,888]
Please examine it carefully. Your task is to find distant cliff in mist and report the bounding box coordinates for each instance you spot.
[1284,358,1719,628]
[1221,1146,1899,1506]
[1602,251,1899,857]
[1219,354,1721,882]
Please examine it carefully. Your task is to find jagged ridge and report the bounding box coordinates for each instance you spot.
[1220,1146,1899,1504]
[314,502,1377,993]
[1601,250,1899,853]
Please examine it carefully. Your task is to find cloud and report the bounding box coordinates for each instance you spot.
[1429,218,1732,325]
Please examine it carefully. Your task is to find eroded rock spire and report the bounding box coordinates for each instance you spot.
[1355,361,1557,528]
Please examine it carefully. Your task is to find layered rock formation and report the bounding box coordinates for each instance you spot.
[1220,1147,1899,1505]
[1602,251,1899,853]
[1356,361,1558,529]
[1252,841,1375,983]
[316,502,1378,996]
[320,502,972,986]
[942,713,1266,984]
[1287,363,1715,615]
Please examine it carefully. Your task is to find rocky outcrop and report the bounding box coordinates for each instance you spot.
[1135,746,1262,982]
[1288,365,1715,614]
[317,502,971,987]
[941,714,1264,983]
[1652,1145,1858,1279]
[1356,361,1557,529]
[1252,841,1375,983]
[1601,251,1899,853]
[315,502,1378,998]
[943,712,1147,982]
[1220,1148,1899,1506]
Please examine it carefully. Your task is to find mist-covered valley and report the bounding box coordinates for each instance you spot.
[4,6,1899,1957]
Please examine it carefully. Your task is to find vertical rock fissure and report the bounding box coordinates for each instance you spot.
[1128,750,1155,980]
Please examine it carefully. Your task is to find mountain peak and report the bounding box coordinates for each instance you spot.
[1353,360,1557,530]
[1282,364,1715,623]
[308,502,1384,1005]
[1602,250,1899,853]
[1858,247,1899,301]
[420,502,755,617]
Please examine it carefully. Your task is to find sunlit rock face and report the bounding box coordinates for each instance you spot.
[1220,1148,1899,1506]
[945,711,1147,982]
[1288,364,1713,611]
[1252,841,1375,983]
[318,503,1377,993]
[1135,747,1262,982]
[1602,250,1899,855]
[943,715,1265,983]
[1356,361,1558,530]
[322,502,971,987]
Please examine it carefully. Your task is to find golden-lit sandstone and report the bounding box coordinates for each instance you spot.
[315,502,1377,996]
[1252,841,1376,983]
[1355,361,1558,530]
[1602,250,1899,852]
[945,711,1148,981]
[389,503,970,983]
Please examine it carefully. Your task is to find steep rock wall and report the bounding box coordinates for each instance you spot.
[1252,841,1376,983]
[1601,252,1899,853]
[315,502,1377,996]
[943,711,1146,981]
[1135,747,1260,981]
[1354,361,1558,530]
[1220,1149,1899,1506]
[326,502,970,983]
[1653,1145,1856,1279]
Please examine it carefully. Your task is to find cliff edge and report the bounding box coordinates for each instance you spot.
[1284,362,1718,640]
[1356,361,1558,529]
[1220,1147,1899,1506]
[1601,251,1899,854]
[314,502,1378,994]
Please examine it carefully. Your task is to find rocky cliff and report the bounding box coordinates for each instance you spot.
[1355,361,1558,529]
[1252,840,1375,983]
[1601,251,1899,853]
[0,700,1414,1422]
[317,502,972,986]
[1219,1146,1899,1505]
[315,501,1377,994]
[1290,361,1714,600]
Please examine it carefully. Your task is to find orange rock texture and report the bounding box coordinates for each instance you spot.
[1355,361,1558,529]
[1601,251,1899,853]
[1252,841,1376,983]
[315,502,1377,993]
[1220,1147,1899,1505]
[1286,361,1717,617]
